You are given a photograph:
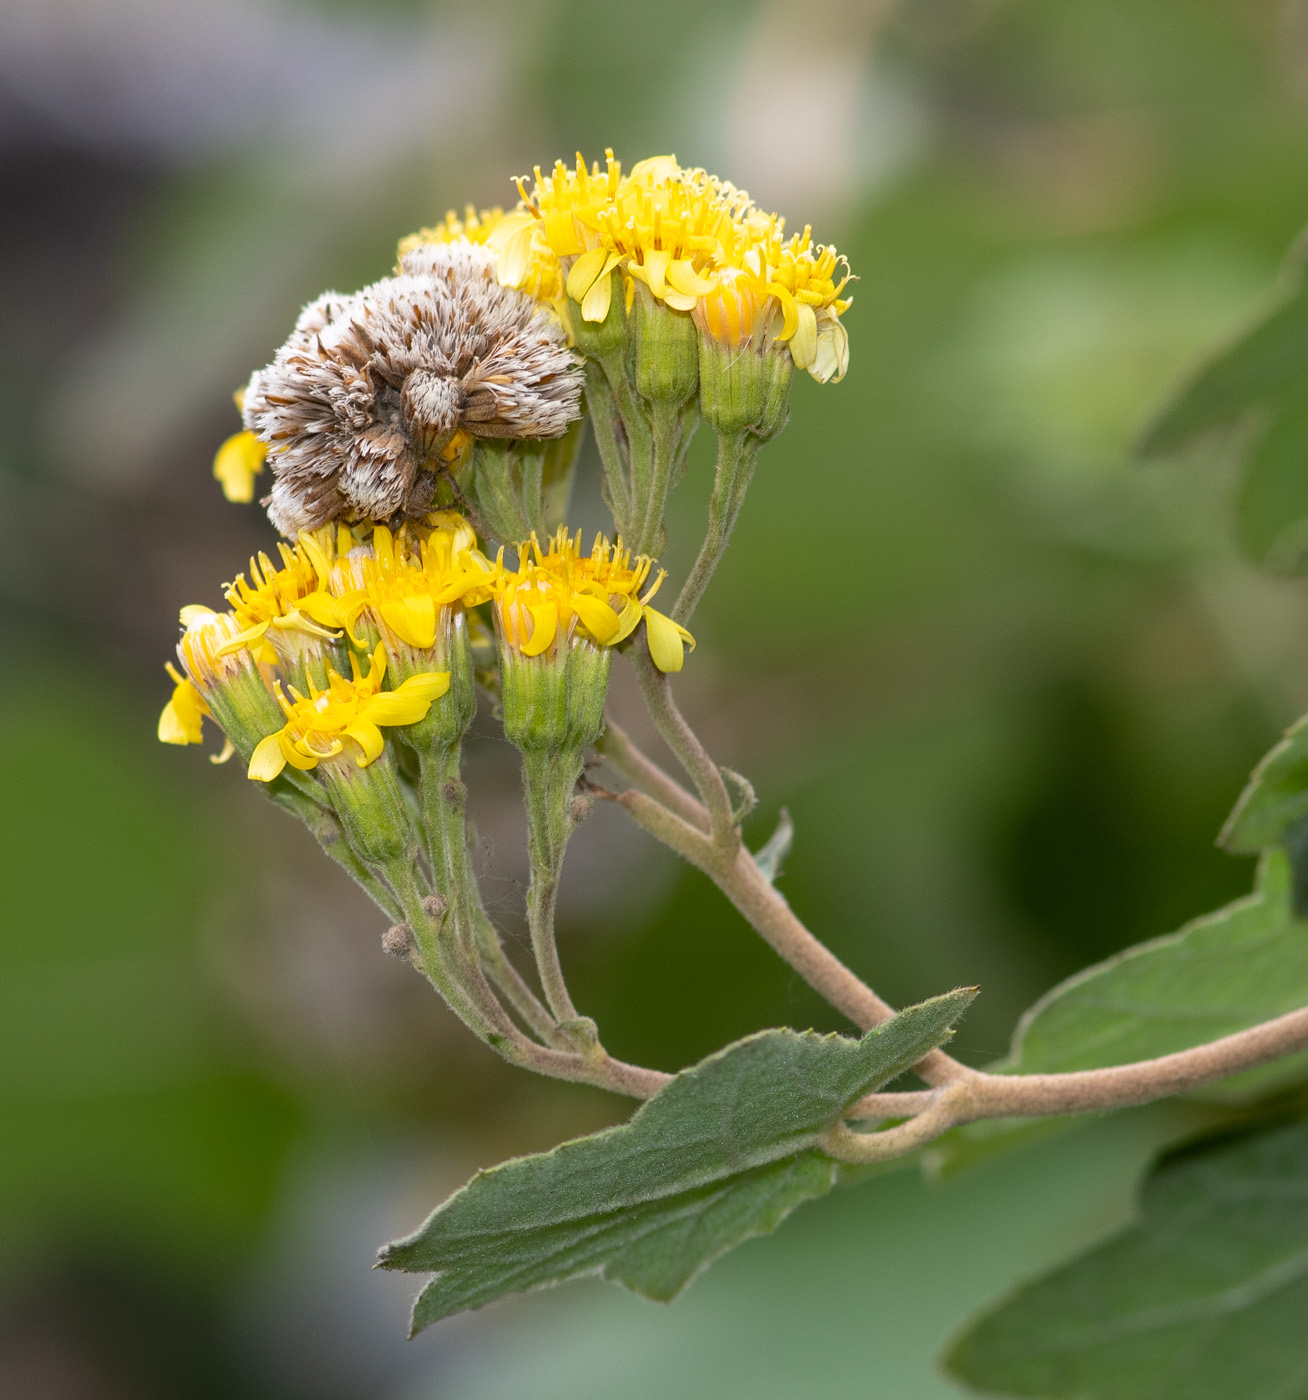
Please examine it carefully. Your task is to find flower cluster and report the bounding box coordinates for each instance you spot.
[508,152,852,383]
[164,146,845,1067]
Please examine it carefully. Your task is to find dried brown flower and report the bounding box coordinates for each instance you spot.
[243,241,583,537]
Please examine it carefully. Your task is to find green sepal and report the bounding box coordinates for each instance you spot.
[633,283,699,405]
[568,277,629,360]
[499,635,611,756]
[317,752,420,869]
[697,331,767,433]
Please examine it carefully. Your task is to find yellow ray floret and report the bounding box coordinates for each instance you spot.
[213,429,267,503]
[492,528,695,671]
[248,646,450,781]
[158,662,210,745]
[157,661,235,763]
[519,152,750,324]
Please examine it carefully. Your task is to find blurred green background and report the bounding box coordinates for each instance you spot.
[4,0,1308,1394]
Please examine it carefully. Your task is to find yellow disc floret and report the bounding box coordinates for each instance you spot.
[247,645,450,781]
[221,530,351,658]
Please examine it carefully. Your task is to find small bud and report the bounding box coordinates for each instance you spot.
[443,778,465,807]
[568,793,593,825]
[382,923,413,958]
[422,892,448,920]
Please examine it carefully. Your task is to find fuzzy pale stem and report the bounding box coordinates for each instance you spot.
[521,746,585,1024]
[585,362,632,533]
[673,428,758,625]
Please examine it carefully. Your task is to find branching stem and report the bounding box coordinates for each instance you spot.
[824,1004,1308,1164]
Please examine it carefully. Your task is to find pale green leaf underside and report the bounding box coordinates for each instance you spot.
[930,852,1308,1175]
[946,1117,1308,1400]
[378,989,976,1331]
[1138,279,1308,456]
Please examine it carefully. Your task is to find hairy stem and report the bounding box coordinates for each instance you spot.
[633,651,737,851]
[825,1005,1308,1163]
[673,428,757,625]
[596,716,709,830]
[521,747,584,1023]
[585,362,632,532]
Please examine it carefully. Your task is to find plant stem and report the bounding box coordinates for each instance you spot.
[596,717,709,831]
[824,1004,1308,1164]
[585,362,632,532]
[634,398,684,556]
[673,428,757,625]
[632,650,737,852]
[521,747,583,1023]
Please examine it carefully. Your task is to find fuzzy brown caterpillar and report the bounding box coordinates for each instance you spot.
[243,241,583,538]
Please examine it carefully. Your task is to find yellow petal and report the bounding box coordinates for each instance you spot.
[666,259,717,298]
[210,737,236,765]
[644,607,695,673]
[378,594,436,649]
[521,603,557,657]
[213,431,266,504]
[344,720,385,766]
[364,671,450,725]
[570,593,621,644]
[179,604,217,627]
[566,246,611,302]
[580,266,615,323]
[248,733,288,781]
[613,598,643,644]
[217,620,269,657]
[789,302,818,370]
[768,284,799,341]
[279,733,320,770]
[157,698,190,745]
[641,248,672,299]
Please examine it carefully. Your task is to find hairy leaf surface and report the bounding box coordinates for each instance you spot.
[946,1117,1308,1399]
[378,989,976,1331]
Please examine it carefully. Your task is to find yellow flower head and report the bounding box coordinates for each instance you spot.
[492,528,695,672]
[221,529,351,659]
[247,645,449,781]
[516,151,853,379]
[521,152,750,326]
[334,517,494,650]
[399,204,564,310]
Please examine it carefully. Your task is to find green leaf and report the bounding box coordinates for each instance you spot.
[1222,713,1308,857]
[1138,279,1308,457]
[377,988,977,1331]
[929,852,1308,1176]
[1235,386,1308,570]
[945,1116,1308,1399]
